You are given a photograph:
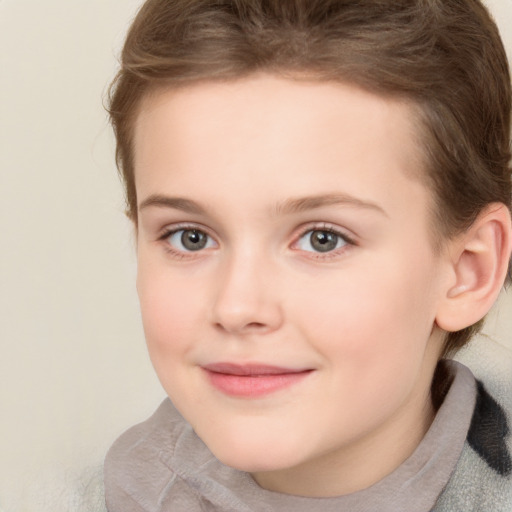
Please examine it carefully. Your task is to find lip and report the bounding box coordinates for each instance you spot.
[201,362,314,398]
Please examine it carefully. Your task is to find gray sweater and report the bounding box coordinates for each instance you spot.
[104,361,512,511]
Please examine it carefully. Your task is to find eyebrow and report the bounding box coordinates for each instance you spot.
[273,193,388,217]
[138,193,387,217]
[139,195,208,215]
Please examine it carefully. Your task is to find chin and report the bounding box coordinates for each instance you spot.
[205,433,302,473]
[215,451,294,473]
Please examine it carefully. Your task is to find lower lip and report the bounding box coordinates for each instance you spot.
[203,369,313,398]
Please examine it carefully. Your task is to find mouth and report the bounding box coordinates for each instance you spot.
[201,362,314,398]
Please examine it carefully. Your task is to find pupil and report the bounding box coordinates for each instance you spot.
[311,231,338,252]
[182,230,207,251]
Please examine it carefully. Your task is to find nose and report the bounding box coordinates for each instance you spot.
[210,250,284,335]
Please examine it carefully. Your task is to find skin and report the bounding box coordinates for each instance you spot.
[133,74,453,497]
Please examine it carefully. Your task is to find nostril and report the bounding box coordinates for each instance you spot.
[246,322,266,330]
[214,321,267,333]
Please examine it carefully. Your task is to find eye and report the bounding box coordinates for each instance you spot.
[296,229,348,253]
[166,228,215,252]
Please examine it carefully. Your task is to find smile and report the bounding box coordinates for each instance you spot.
[201,363,314,398]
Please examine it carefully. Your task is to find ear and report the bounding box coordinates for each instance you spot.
[435,203,512,333]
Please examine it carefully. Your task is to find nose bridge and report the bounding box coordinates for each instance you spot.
[211,244,282,334]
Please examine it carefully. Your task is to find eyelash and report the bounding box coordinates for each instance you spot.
[156,222,356,259]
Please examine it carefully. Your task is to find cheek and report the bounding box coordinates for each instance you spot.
[136,263,204,363]
[297,253,440,377]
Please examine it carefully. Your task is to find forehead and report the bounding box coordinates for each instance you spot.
[134,75,421,163]
[133,75,430,224]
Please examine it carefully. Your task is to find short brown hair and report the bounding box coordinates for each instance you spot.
[108,0,512,355]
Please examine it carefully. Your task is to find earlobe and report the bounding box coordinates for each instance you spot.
[436,203,512,333]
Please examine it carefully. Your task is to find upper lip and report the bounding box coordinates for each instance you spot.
[202,362,311,376]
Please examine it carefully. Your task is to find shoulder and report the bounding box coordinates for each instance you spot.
[435,342,512,512]
[104,399,206,512]
[435,381,512,511]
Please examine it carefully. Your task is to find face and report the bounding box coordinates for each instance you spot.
[134,75,449,496]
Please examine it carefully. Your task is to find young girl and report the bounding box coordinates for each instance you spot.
[104,1,512,510]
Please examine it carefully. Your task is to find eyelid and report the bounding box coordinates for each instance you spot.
[157,222,216,240]
[294,222,356,243]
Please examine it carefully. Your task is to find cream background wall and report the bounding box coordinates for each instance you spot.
[0,1,511,511]
[1,2,162,510]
